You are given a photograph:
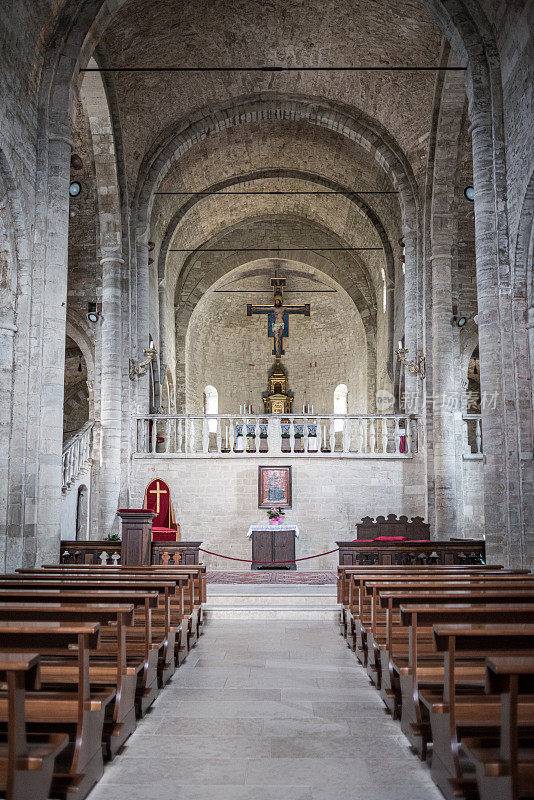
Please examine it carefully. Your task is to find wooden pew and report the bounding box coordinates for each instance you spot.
[38,564,206,640]
[25,566,203,649]
[347,574,534,675]
[354,576,534,676]
[336,566,534,799]
[27,570,195,664]
[338,566,518,641]
[0,577,178,690]
[420,624,534,800]
[376,589,534,725]
[0,653,67,800]
[0,621,115,800]
[336,565,510,633]
[0,588,160,718]
[395,600,534,756]
[0,602,137,758]
[463,656,534,800]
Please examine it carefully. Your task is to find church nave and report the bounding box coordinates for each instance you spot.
[88,619,442,800]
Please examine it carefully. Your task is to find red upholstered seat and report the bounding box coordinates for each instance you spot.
[152,527,178,542]
[373,536,408,542]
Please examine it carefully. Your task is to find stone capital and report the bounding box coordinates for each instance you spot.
[48,133,75,151]
[100,255,125,265]
[468,115,492,138]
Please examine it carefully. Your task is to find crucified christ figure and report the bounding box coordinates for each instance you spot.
[246,278,310,358]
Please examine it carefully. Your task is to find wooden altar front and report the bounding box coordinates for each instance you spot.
[251,528,297,570]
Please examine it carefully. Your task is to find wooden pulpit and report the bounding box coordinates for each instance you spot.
[117,509,156,565]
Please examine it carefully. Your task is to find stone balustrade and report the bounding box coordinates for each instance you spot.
[62,421,94,490]
[136,414,420,458]
[463,413,483,458]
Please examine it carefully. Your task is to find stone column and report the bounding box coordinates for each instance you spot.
[470,115,523,565]
[135,237,151,414]
[34,133,73,567]
[431,249,459,538]
[0,322,16,569]
[98,254,124,536]
[402,229,423,414]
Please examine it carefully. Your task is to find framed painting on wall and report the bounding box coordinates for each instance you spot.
[258,465,292,509]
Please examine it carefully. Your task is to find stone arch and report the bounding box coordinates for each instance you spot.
[65,315,95,385]
[65,316,95,423]
[134,93,420,237]
[157,167,397,386]
[172,216,378,411]
[460,320,480,394]
[134,94,419,422]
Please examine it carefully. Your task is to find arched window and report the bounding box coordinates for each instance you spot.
[334,383,348,431]
[203,385,218,432]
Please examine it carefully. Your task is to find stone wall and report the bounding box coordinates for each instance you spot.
[129,454,427,570]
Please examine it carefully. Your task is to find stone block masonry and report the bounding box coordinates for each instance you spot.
[130,455,426,569]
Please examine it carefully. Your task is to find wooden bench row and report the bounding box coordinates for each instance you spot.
[0,564,205,800]
[337,564,534,800]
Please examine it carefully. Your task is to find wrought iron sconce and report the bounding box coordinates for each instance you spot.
[129,344,158,380]
[395,347,426,380]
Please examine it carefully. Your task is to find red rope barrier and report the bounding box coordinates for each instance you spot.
[198,547,339,564]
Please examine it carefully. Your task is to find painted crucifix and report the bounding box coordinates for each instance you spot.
[247,278,310,357]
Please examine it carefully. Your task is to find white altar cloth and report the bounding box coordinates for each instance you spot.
[246,523,300,539]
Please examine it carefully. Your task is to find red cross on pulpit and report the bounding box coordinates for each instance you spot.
[143,478,180,541]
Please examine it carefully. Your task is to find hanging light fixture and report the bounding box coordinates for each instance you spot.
[78,356,82,373]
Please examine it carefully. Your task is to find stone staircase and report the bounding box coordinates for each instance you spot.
[204,584,339,620]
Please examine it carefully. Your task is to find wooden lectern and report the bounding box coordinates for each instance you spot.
[117,509,156,565]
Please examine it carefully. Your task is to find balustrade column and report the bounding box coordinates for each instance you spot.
[99,255,124,536]
[268,416,282,455]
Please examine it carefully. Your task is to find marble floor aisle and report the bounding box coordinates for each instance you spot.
[89,619,443,800]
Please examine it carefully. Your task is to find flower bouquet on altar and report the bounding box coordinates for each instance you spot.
[267,507,285,524]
